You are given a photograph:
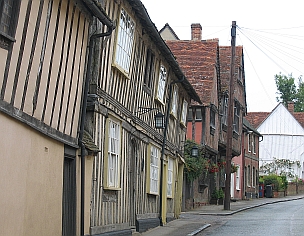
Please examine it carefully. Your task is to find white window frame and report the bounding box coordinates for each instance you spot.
[150,145,160,194]
[248,133,252,153]
[247,165,251,187]
[181,100,188,125]
[171,85,178,117]
[236,165,240,190]
[252,134,256,154]
[167,158,174,198]
[107,119,121,188]
[156,65,167,103]
[222,96,228,125]
[233,102,240,133]
[114,8,135,75]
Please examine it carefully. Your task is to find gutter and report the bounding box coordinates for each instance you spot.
[128,0,201,104]
[79,1,115,235]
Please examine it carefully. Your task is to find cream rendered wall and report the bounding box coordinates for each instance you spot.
[0,112,64,236]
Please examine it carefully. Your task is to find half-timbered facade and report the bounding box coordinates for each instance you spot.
[86,1,200,235]
[0,0,113,235]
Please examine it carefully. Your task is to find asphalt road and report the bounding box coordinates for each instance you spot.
[201,198,304,236]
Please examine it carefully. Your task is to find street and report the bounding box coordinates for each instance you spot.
[201,198,304,236]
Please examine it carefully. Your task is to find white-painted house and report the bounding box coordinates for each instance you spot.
[247,103,304,180]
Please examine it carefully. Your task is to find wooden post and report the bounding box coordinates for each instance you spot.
[224,21,236,210]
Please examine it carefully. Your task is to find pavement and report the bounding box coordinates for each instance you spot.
[139,194,304,236]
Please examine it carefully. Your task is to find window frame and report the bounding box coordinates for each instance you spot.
[167,157,174,198]
[236,165,240,190]
[146,144,160,195]
[210,105,216,135]
[104,118,121,190]
[143,48,155,89]
[0,0,20,47]
[113,7,135,76]
[222,96,228,126]
[156,64,167,104]
[181,99,188,125]
[171,85,178,117]
[233,101,240,134]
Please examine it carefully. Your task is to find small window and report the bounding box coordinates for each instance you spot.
[167,158,174,198]
[171,85,178,117]
[247,165,251,187]
[248,133,252,153]
[144,49,155,88]
[252,134,256,154]
[104,119,121,189]
[156,65,167,103]
[238,67,242,81]
[181,100,188,125]
[187,107,193,121]
[195,108,202,121]
[222,96,228,125]
[233,101,240,133]
[114,8,135,74]
[0,0,20,43]
[236,165,240,190]
[210,106,216,128]
[147,145,160,195]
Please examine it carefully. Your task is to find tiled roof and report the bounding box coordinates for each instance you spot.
[166,40,218,105]
[247,110,304,129]
[219,46,243,92]
[246,112,270,128]
[291,112,304,128]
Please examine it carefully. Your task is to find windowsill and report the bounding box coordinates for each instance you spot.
[0,31,16,42]
[148,192,159,196]
[103,186,121,191]
[112,63,130,79]
[143,85,152,96]
[236,188,241,191]
[154,97,165,106]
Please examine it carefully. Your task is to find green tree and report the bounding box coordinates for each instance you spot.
[274,73,304,112]
[274,73,296,107]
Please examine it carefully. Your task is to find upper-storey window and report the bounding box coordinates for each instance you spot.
[187,107,193,121]
[195,107,202,121]
[248,133,252,152]
[156,65,167,103]
[210,105,216,135]
[222,96,228,126]
[233,101,240,134]
[171,85,178,117]
[114,8,135,75]
[252,134,256,154]
[0,0,19,42]
[181,100,188,125]
[144,48,155,89]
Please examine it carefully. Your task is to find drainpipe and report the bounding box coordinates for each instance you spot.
[159,76,185,226]
[78,2,115,235]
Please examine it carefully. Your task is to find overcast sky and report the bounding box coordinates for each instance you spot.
[140,0,304,112]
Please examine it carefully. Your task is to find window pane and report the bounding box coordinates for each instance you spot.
[115,8,135,74]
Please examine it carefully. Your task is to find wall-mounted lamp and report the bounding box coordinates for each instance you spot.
[154,112,165,129]
[137,107,164,129]
[191,146,199,157]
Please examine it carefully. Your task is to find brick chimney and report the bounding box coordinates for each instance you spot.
[287,101,294,113]
[191,23,202,41]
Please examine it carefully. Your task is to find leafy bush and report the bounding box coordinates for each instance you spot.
[184,140,208,182]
